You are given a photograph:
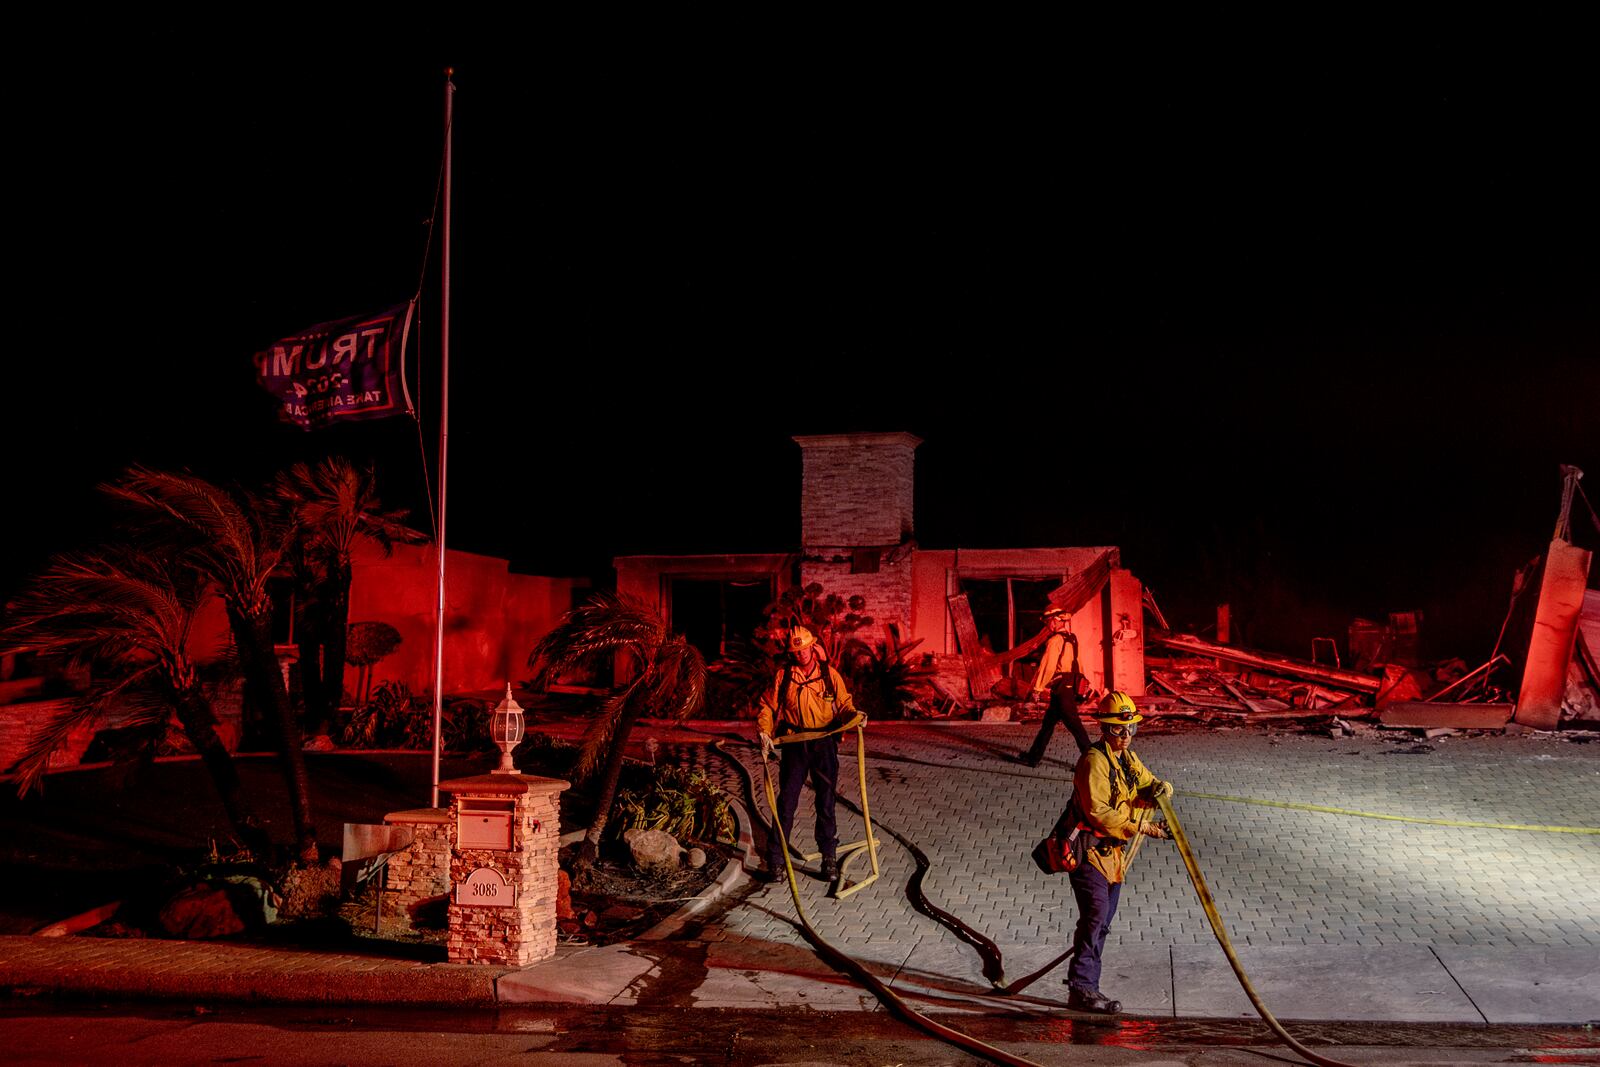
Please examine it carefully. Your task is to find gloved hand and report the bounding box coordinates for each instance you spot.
[1149,780,1174,801]
[759,733,776,761]
[1141,822,1170,840]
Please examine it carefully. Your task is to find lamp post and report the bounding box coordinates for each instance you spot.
[490,683,525,774]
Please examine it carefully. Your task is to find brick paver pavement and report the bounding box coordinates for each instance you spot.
[692,725,1600,970]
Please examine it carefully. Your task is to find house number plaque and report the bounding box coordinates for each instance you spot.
[455,866,515,907]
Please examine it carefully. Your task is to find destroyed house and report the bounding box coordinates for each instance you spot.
[616,432,1146,702]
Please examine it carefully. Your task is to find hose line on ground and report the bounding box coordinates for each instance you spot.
[715,734,1358,1067]
[1158,793,1359,1067]
[752,727,1046,1067]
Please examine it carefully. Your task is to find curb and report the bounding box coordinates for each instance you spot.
[0,935,505,1008]
[635,796,757,942]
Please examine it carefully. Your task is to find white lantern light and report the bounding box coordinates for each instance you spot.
[490,683,525,774]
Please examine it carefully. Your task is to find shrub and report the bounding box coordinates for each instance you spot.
[337,681,497,754]
[610,764,734,845]
[840,635,935,719]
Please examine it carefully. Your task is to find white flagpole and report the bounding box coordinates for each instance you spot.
[430,70,454,808]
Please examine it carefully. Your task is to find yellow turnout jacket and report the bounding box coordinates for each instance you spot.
[1073,741,1164,883]
[756,662,856,738]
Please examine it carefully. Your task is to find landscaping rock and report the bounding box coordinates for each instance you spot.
[303,734,337,752]
[556,869,574,920]
[159,883,246,939]
[628,829,680,872]
[277,858,342,920]
[981,705,1013,723]
[686,847,707,869]
[622,828,644,846]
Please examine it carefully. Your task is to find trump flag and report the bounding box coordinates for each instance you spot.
[253,302,415,430]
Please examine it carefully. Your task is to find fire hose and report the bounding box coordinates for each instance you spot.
[720,728,1387,1067]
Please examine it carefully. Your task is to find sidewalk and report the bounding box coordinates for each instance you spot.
[3,724,1597,1027]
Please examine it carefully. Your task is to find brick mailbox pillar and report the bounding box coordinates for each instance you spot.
[438,772,570,966]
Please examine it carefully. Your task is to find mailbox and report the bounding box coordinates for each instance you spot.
[458,798,515,851]
[440,771,569,967]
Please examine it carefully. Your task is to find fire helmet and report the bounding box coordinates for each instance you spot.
[786,626,817,653]
[1095,690,1143,725]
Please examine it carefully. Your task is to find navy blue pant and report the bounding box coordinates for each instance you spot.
[1066,862,1122,994]
[1023,676,1091,764]
[767,736,840,868]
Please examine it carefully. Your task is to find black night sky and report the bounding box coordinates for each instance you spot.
[7,28,1597,662]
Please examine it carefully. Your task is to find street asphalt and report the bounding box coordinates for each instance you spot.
[3,722,1598,1035]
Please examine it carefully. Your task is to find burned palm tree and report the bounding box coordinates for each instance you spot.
[0,550,266,852]
[103,466,319,865]
[528,594,705,876]
[273,457,424,733]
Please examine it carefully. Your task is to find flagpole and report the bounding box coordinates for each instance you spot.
[430,69,454,808]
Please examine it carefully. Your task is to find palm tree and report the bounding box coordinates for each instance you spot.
[0,550,267,853]
[273,457,425,733]
[103,466,319,865]
[528,594,706,876]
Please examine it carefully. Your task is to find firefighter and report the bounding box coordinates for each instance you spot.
[1065,691,1173,1014]
[753,626,860,884]
[1019,606,1092,766]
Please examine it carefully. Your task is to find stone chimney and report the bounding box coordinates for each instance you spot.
[793,432,921,647]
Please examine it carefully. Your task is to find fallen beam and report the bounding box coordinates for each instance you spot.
[1378,702,1514,730]
[1151,633,1382,693]
[1048,549,1117,613]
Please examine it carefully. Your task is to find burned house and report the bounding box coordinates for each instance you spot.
[616,432,1146,702]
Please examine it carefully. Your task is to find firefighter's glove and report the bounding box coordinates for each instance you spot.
[759,733,776,761]
[1148,780,1174,801]
[1141,822,1170,840]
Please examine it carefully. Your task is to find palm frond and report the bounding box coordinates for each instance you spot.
[103,467,286,616]
[274,457,425,564]
[1,550,200,681]
[527,593,666,680]
[9,669,160,795]
[645,639,707,722]
[573,686,641,781]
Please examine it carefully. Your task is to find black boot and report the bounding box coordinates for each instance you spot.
[1067,987,1122,1014]
[820,857,840,882]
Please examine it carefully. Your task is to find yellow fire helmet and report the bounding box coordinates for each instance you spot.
[1095,690,1143,725]
[786,626,817,653]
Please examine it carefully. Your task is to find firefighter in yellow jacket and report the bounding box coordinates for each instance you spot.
[754,626,859,884]
[1019,606,1091,766]
[1065,691,1172,1014]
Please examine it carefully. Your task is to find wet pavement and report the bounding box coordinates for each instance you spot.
[4,1001,1596,1066]
[638,721,1600,1024]
[4,718,1598,1065]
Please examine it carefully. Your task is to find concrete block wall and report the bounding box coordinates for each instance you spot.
[380,808,450,932]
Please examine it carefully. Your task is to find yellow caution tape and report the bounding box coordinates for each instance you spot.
[1179,791,1600,834]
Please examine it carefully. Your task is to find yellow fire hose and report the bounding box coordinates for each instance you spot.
[753,719,1048,1067]
[763,713,882,898]
[732,727,1389,1067]
[1157,792,1358,1067]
